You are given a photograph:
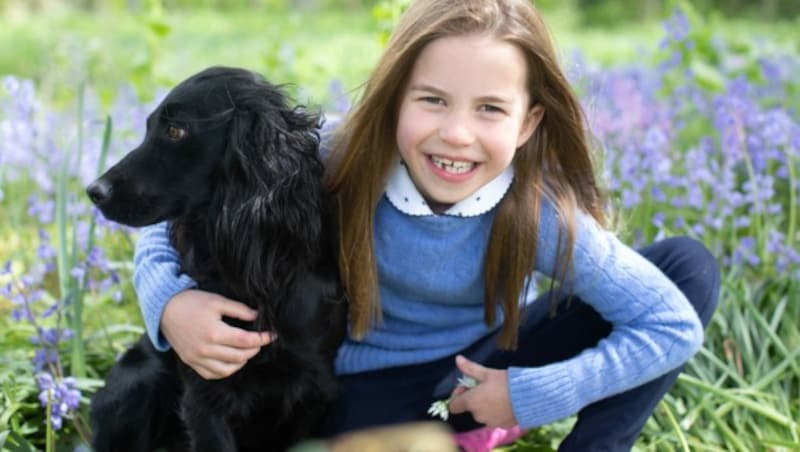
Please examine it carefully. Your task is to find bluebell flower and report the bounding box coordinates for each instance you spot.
[40,302,58,319]
[70,266,86,281]
[87,246,108,271]
[652,212,665,228]
[40,327,61,346]
[11,305,33,323]
[27,196,55,224]
[35,372,82,431]
[734,217,750,229]
[759,58,782,85]
[663,9,690,44]
[36,244,56,261]
[327,79,351,114]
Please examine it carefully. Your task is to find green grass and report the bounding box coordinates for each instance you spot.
[0,8,382,108]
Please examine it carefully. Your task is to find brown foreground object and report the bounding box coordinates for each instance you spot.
[290,422,459,452]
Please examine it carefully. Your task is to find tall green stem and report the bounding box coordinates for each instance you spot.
[69,83,86,378]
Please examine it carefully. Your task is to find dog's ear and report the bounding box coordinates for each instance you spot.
[211,102,324,291]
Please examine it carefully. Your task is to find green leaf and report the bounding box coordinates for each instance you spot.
[0,430,38,452]
[147,19,171,38]
[690,60,726,92]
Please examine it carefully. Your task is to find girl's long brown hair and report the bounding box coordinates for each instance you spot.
[325,0,606,348]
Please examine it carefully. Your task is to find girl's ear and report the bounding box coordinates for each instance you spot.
[516,104,545,147]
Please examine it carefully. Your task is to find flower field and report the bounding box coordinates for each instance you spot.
[1,5,798,451]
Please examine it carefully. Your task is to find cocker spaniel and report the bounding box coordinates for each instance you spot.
[86,66,347,452]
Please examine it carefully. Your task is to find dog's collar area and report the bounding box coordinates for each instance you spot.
[384,159,513,217]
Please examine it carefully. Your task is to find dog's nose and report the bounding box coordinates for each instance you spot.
[86,179,113,205]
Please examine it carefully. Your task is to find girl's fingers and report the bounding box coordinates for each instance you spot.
[211,298,277,348]
[455,355,489,382]
[191,345,260,379]
[447,389,472,414]
[451,385,469,397]
[208,343,262,365]
[214,297,259,321]
[215,323,276,349]
[194,360,245,380]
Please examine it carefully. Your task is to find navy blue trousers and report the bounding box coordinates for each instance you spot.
[321,237,721,451]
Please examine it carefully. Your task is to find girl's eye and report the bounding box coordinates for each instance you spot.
[166,125,187,140]
[479,104,504,114]
[420,96,445,105]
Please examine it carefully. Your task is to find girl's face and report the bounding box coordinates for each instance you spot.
[396,34,543,213]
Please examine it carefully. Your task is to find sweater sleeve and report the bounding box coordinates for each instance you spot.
[132,222,197,351]
[319,113,342,161]
[506,200,704,429]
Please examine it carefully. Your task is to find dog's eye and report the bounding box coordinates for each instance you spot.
[166,125,187,141]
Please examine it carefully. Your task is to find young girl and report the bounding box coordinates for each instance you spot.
[132,0,720,449]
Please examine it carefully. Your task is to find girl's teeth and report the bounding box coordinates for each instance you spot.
[431,156,475,174]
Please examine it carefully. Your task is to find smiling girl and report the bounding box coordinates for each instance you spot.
[132,1,720,450]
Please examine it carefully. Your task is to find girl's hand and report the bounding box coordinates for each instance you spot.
[161,290,275,379]
[447,355,518,428]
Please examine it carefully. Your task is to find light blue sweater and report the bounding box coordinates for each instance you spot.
[132,125,703,429]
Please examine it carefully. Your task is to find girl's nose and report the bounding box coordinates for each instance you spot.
[438,113,474,146]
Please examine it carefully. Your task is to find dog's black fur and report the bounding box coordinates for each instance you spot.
[86,66,347,452]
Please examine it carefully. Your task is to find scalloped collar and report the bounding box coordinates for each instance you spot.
[384,159,513,217]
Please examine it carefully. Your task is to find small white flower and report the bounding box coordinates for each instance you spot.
[427,375,479,421]
[427,399,451,421]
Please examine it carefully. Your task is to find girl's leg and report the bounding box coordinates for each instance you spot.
[318,354,456,437]
[321,236,720,447]
[557,236,719,451]
[449,236,720,450]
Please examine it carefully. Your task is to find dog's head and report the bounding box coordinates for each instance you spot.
[86,66,322,231]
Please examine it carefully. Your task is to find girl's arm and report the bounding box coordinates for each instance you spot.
[133,223,271,378]
[133,222,197,350]
[506,200,704,429]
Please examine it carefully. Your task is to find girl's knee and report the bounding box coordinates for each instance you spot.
[663,236,721,326]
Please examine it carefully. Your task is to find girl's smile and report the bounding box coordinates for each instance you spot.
[428,154,478,181]
[395,33,544,213]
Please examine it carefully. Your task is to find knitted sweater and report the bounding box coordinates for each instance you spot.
[132,126,703,429]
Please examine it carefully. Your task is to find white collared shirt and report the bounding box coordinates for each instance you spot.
[384,159,514,217]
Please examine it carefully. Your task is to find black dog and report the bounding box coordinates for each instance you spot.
[86,66,347,452]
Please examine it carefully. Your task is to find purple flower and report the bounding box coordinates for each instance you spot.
[70,266,86,281]
[327,79,351,114]
[87,246,109,271]
[32,348,59,372]
[27,196,55,224]
[40,301,58,319]
[36,244,55,261]
[652,212,665,228]
[662,9,691,44]
[35,372,82,431]
[40,327,61,346]
[733,217,750,229]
